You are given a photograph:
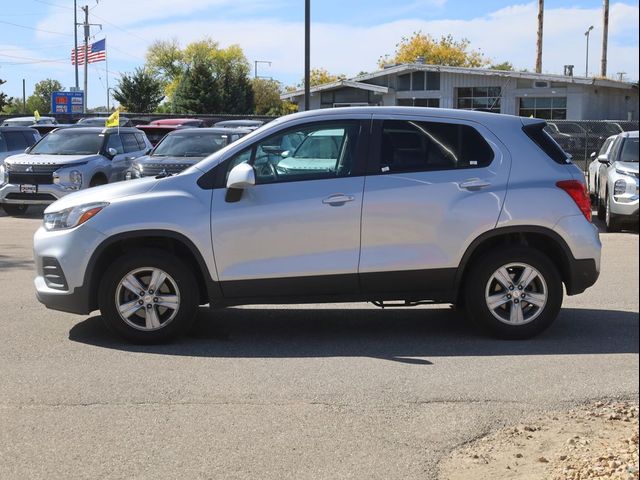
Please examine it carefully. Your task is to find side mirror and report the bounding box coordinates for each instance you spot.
[597,154,609,164]
[24,147,31,153]
[106,147,118,158]
[145,148,152,155]
[589,151,596,159]
[281,150,290,158]
[226,163,255,189]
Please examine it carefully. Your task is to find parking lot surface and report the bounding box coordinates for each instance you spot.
[0,208,638,480]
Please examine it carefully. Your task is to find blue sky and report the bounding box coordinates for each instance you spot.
[1,0,638,109]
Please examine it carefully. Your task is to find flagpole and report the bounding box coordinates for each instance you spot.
[105,38,110,112]
[82,5,89,114]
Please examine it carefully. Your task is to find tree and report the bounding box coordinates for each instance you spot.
[24,79,63,114]
[296,68,345,89]
[0,78,10,112]
[252,79,283,115]
[173,62,221,114]
[379,32,488,68]
[490,61,515,71]
[112,68,165,113]
[145,38,254,114]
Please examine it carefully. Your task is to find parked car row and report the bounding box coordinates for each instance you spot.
[0,122,254,215]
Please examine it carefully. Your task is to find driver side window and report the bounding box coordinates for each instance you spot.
[106,134,124,155]
[224,121,360,185]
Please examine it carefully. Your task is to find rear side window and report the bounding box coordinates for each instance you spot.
[522,123,569,164]
[23,131,39,145]
[106,134,124,154]
[377,120,494,173]
[135,133,147,150]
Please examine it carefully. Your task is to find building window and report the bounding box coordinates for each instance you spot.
[398,74,411,91]
[398,72,440,91]
[519,97,567,120]
[397,98,440,107]
[412,72,425,90]
[456,87,501,113]
[426,72,440,90]
[321,91,335,105]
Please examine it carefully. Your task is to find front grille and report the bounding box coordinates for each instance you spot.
[42,257,68,290]
[8,173,54,185]
[5,193,57,201]
[8,164,64,174]
[141,163,192,176]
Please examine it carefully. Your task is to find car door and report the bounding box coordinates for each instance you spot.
[104,134,128,182]
[210,119,369,298]
[359,114,511,298]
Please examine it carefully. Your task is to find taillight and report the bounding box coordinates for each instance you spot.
[556,180,592,222]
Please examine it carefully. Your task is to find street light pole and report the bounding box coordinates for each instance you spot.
[304,0,310,111]
[254,60,272,79]
[584,25,594,77]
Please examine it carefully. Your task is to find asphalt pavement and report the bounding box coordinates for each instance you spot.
[0,207,638,480]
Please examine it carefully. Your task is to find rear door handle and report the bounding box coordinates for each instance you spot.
[322,194,356,206]
[459,178,491,191]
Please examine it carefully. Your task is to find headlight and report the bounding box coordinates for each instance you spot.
[0,164,5,185]
[43,202,109,231]
[614,180,627,196]
[69,170,82,185]
[125,167,141,180]
[615,168,639,179]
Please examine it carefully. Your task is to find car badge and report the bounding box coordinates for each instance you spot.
[160,169,167,177]
[26,166,33,173]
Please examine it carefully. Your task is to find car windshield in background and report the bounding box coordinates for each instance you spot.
[620,138,639,163]
[30,130,103,155]
[152,133,228,157]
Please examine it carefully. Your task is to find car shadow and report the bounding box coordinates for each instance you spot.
[0,254,34,270]
[68,307,639,364]
[592,211,639,235]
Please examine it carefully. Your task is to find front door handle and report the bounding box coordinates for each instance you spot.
[322,194,356,206]
[459,178,491,191]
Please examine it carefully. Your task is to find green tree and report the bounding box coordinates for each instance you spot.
[25,79,63,114]
[252,79,283,115]
[490,61,514,71]
[145,38,254,114]
[379,32,488,68]
[173,62,221,114]
[296,68,345,89]
[0,78,11,112]
[112,68,165,113]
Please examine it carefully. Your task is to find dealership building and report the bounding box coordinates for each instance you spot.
[282,64,639,121]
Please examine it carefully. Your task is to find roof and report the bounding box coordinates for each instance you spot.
[0,126,39,131]
[165,127,253,135]
[281,63,636,100]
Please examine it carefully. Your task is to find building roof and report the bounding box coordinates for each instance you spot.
[281,63,636,101]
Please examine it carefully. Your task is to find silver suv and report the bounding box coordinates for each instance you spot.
[33,107,600,343]
[0,127,151,215]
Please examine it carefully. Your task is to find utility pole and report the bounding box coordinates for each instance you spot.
[600,0,609,78]
[22,79,26,113]
[304,0,310,111]
[73,0,79,90]
[82,4,89,113]
[535,0,544,74]
[254,60,272,79]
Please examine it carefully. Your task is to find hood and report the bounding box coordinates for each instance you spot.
[44,176,158,213]
[616,161,639,173]
[134,155,203,167]
[6,153,102,167]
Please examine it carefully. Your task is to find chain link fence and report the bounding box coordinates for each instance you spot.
[544,120,639,172]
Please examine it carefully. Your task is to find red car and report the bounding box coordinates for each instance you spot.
[149,118,204,128]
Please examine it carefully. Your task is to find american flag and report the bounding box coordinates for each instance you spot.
[71,39,106,65]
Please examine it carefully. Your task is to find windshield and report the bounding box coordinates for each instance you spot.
[292,130,345,159]
[30,130,103,155]
[152,132,228,157]
[556,124,584,134]
[619,137,639,163]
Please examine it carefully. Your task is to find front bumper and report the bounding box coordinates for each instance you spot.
[609,173,639,219]
[0,182,80,205]
[33,224,106,315]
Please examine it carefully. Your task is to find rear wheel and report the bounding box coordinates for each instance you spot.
[2,204,28,216]
[98,250,198,343]
[596,190,606,220]
[464,247,563,339]
[90,175,107,187]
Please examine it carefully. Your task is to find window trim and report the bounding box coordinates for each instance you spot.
[365,117,496,176]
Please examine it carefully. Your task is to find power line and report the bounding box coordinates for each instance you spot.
[33,0,74,10]
[0,19,72,36]
[89,11,150,44]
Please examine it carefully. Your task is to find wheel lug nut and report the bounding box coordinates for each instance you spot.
[138,300,144,305]
[146,304,152,309]
[514,299,520,304]
[509,285,514,290]
[507,294,512,299]
[153,297,158,303]
[139,291,145,297]
[148,289,154,295]
[518,285,523,290]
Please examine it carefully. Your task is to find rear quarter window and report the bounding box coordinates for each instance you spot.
[522,122,569,164]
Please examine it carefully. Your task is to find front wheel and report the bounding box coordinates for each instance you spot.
[605,194,622,232]
[98,250,199,343]
[464,247,563,339]
[2,203,28,216]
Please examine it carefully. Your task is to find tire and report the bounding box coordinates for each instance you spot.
[98,250,199,343]
[2,203,28,216]
[596,190,606,220]
[463,247,563,339]
[605,194,622,233]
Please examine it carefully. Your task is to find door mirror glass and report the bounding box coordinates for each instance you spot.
[226,162,255,189]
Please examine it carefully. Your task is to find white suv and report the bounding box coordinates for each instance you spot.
[32,108,600,343]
